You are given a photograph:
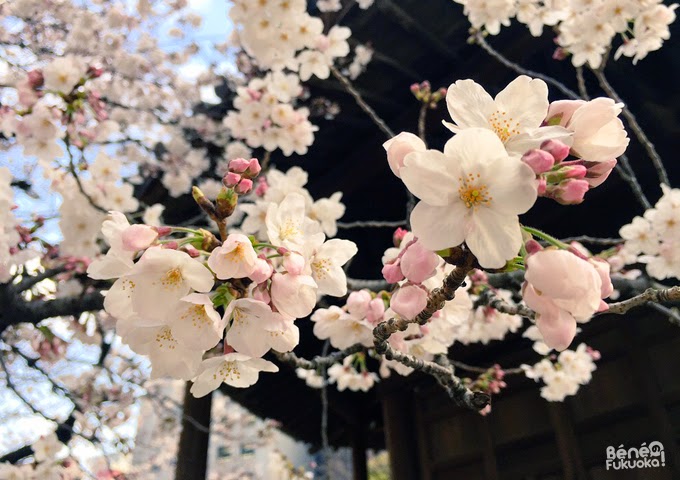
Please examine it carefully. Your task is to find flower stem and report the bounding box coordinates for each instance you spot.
[522,226,570,249]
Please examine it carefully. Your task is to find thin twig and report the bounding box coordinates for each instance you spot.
[417,102,427,143]
[604,286,680,316]
[65,140,109,214]
[330,65,395,139]
[592,68,669,186]
[337,219,406,229]
[346,277,389,291]
[474,33,579,100]
[275,344,364,370]
[648,302,680,327]
[614,154,652,209]
[558,235,622,246]
[449,360,524,375]
[374,251,489,410]
[575,66,590,100]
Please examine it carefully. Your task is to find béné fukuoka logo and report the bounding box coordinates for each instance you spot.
[606,441,665,470]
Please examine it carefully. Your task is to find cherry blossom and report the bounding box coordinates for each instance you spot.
[443,76,571,155]
[190,354,279,397]
[400,127,538,268]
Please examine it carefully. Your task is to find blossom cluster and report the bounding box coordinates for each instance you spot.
[619,185,680,280]
[223,73,318,156]
[522,342,600,401]
[228,0,351,75]
[0,432,76,479]
[239,166,346,238]
[328,355,379,392]
[385,76,627,268]
[455,0,678,67]
[87,159,358,397]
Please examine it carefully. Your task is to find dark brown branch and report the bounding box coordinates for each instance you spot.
[275,344,365,370]
[592,67,669,186]
[374,251,489,410]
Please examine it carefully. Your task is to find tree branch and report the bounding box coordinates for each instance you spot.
[592,67,669,186]
[330,65,395,139]
[604,286,680,316]
[474,33,580,100]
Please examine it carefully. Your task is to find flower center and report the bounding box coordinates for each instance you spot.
[279,219,301,241]
[161,267,184,289]
[488,110,520,143]
[458,173,491,209]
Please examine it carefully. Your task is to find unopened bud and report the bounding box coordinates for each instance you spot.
[245,158,261,177]
[235,178,253,194]
[524,239,543,255]
[154,226,172,237]
[228,157,250,173]
[27,70,44,89]
[223,172,241,187]
[192,186,217,218]
[522,149,555,174]
[546,179,590,205]
[215,187,238,219]
[540,139,570,163]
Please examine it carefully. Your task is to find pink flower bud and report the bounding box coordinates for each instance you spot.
[382,132,426,178]
[87,65,104,78]
[184,245,200,257]
[246,158,261,177]
[229,157,250,173]
[27,70,44,88]
[121,225,158,251]
[587,346,601,361]
[547,179,590,205]
[540,139,570,163]
[400,241,439,284]
[162,241,179,250]
[393,228,408,246]
[347,290,371,318]
[547,163,587,182]
[223,172,241,187]
[522,149,555,174]
[366,298,386,325]
[154,226,172,237]
[382,262,405,283]
[525,239,543,255]
[283,252,305,275]
[583,159,616,188]
[248,258,274,284]
[409,83,419,94]
[390,285,428,320]
[537,177,547,196]
[552,47,568,61]
[255,177,268,196]
[235,178,253,194]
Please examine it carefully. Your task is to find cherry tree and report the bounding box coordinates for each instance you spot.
[0,0,679,478]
